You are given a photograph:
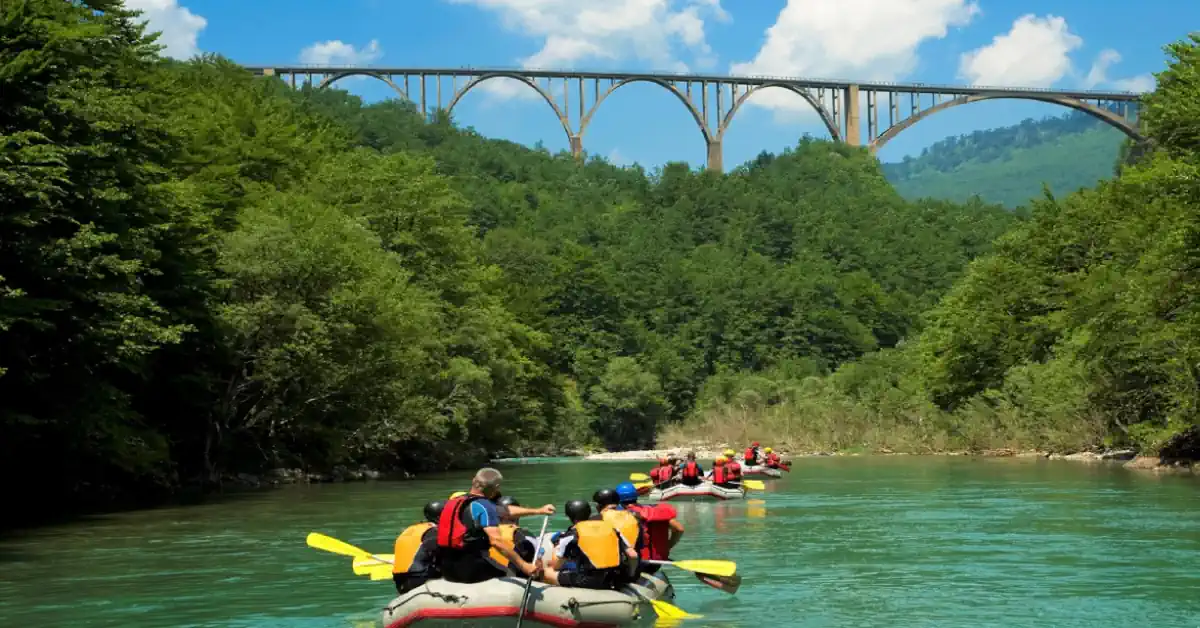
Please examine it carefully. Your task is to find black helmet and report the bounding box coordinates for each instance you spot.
[497,495,520,508]
[565,499,592,522]
[592,488,618,507]
[423,500,445,523]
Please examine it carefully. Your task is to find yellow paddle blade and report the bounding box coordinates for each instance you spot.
[634,481,652,490]
[742,480,765,491]
[669,559,736,577]
[629,473,650,482]
[307,532,370,558]
[367,565,393,581]
[649,599,702,620]
[353,554,395,574]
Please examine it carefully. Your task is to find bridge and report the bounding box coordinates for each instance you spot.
[246,65,1145,171]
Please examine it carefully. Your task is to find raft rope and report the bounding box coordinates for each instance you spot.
[384,589,469,613]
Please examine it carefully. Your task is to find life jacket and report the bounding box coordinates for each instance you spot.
[713,465,727,484]
[487,523,519,567]
[392,522,435,573]
[649,466,665,483]
[743,447,756,464]
[766,452,781,467]
[571,520,622,570]
[435,494,490,552]
[626,503,673,561]
[681,461,700,480]
[601,508,642,551]
[727,461,742,479]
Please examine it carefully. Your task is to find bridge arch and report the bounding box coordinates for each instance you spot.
[869,92,1144,153]
[317,72,408,100]
[719,83,841,142]
[579,77,712,144]
[446,73,573,146]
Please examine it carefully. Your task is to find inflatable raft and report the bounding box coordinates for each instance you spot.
[741,465,783,478]
[647,481,745,502]
[382,570,674,627]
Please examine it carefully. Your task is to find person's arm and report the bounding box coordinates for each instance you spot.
[505,504,555,518]
[667,518,685,549]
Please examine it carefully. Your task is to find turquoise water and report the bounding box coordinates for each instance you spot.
[0,456,1197,627]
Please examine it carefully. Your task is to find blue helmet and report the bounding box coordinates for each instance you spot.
[615,481,638,504]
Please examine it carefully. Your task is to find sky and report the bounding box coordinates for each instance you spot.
[125,0,1194,170]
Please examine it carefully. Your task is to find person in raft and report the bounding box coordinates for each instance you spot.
[391,500,445,594]
[678,451,704,486]
[763,447,787,468]
[592,488,644,583]
[541,500,638,589]
[743,442,763,466]
[708,457,742,488]
[648,457,675,488]
[723,449,744,483]
[613,481,684,575]
[435,468,550,583]
[491,495,541,575]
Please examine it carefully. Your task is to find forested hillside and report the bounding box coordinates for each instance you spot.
[0,0,1017,518]
[881,111,1129,208]
[669,35,1200,462]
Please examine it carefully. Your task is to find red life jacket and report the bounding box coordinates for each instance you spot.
[766,452,781,467]
[681,461,700,480]
[435,494,490,552]
[713,465,727,483]
[650,466,667,483]
[743,447,756,464]
[626,503,674,560]
[727,461,742,479]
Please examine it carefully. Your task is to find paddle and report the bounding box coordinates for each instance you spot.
[645,558,736,577]
[514,516,551,628]
[307,532,392,566]
[638,593,702,621]
[740,479,765,491]
[695,571,742,594]
[629,473,650,482]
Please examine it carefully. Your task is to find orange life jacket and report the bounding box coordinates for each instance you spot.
[681,461,700,480]
[392,522,435,573]
[727,461,742,479]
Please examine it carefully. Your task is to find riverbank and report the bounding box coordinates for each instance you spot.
[583,445,1198,475]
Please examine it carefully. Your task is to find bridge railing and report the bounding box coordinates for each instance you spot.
[251,64,1142,97]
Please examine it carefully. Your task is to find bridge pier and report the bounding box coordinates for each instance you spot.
[844,84,861,146]
[570,134,583,160]
[706,139,723,172]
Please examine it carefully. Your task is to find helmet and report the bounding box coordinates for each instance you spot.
[752,442,760,447]
[449,491,467,499]
[615,482,638,504]
[658,457,669,465]
[764,447,773,453]
[723,449,735,457]
[715,457,726,466]
[497,495,520,508]
[565,499,592,522]
[423,500,445,523]
[593,488,618,507]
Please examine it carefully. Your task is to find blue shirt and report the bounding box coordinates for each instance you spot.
[468,498,500,528]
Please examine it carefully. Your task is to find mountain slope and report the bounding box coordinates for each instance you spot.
[881,112,1129,208]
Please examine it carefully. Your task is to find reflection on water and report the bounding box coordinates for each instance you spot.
[0,457,1198,627]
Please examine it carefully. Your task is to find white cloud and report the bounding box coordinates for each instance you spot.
[728,0,979,121]
[957,14,1081,87]
[446,0,730,102]
[1084,48,1156,93]
[124,0,207,59]
[299,39,383,66]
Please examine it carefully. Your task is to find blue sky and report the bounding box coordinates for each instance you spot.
[128,0,1192,170]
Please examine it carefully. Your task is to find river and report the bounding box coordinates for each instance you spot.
[1,456,1198,627]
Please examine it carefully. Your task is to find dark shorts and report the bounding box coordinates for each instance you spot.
[393,572,434,595]
[558,569,614,589]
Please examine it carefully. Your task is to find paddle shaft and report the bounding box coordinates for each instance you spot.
[514,515,551,628]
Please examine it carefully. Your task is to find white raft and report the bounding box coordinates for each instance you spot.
[741,465,783,478]
[647,481,745,502]
[381,570,674,627]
